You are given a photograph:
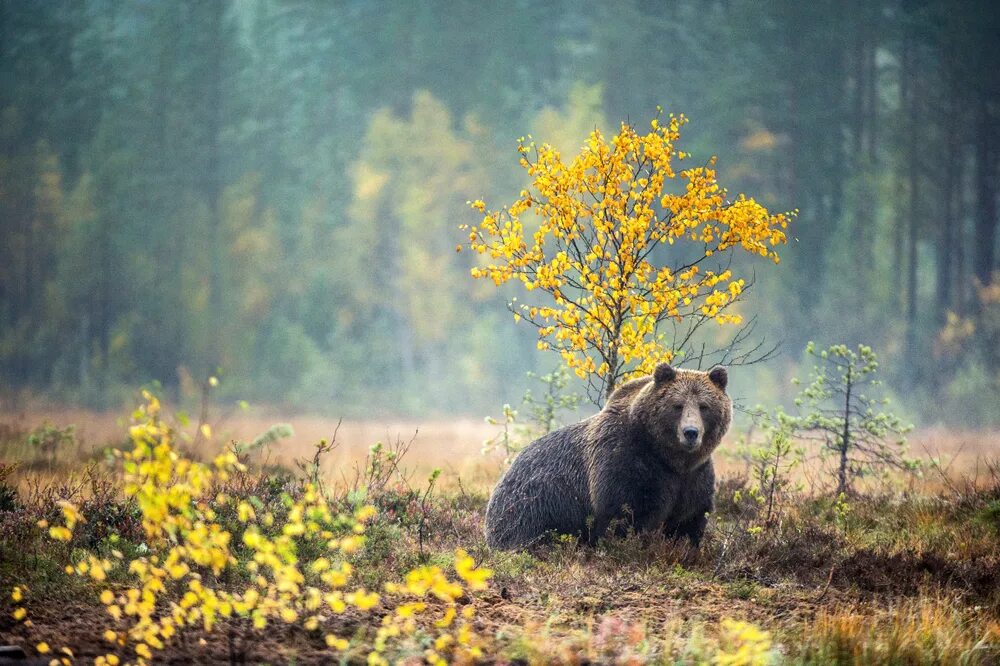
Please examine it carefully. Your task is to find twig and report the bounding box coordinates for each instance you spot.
[816,560,837,602]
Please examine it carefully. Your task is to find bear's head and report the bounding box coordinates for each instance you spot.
[629,363,732,467]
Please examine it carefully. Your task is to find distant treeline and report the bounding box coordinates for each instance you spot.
[0,1,997,423]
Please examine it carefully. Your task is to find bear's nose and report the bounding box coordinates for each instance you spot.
[682,427,699,445]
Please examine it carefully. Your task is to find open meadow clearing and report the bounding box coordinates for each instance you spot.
[2,404,998,664]
[3,406,999,487]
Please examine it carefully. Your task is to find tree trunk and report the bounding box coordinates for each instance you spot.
[604,343,619,404]
[864,16,878,162]
[893,29,911,313]
[851,16,865,160]
[936,94,959,322]
[838,365,852,496]
[603,305,627,404]
[904,32,920,373]
[973,97,998,372]
[78,314,90,390]
[853,13,877,284]
[954,146,968,316]
[97,210,111,384]
[972,99,997,290]
[204,0,225,376]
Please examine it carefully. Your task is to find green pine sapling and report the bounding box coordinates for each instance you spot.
[791,342,918,495]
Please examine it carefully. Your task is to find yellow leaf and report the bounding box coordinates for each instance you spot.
[48,526,72,542]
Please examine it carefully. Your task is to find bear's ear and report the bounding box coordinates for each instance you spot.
[653,362,676,384]
[708,365,728,391]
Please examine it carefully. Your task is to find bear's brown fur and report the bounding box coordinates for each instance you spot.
[484,363,731,549]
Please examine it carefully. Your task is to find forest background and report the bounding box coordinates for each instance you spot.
[1,0,998,426]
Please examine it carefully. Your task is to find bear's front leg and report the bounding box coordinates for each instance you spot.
[590,481,675,545]
[668,462,714,547]
[587,497,633,545]
[669,511,709,547]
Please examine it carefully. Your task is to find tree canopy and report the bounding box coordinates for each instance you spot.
[0,0,997,422]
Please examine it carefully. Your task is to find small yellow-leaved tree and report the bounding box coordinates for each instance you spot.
[462,112,791,401]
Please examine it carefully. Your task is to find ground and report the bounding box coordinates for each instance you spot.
[1,408,998,664]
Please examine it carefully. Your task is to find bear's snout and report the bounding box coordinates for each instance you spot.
[677,403,704,449]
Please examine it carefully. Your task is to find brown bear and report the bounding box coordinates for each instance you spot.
[484,363,731,549]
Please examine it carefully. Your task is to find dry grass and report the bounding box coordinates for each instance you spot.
[3,407,998,490]
[800,597,1000,665]
[0,407,505,491]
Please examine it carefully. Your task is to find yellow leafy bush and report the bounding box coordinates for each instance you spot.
[714,618,774,665]
[26,391,492,664]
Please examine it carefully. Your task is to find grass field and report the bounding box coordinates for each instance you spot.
[0,407,506,491]
[4,407,998,487]
[1,404,999,664]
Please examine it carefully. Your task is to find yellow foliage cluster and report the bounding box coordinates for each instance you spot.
[462,112,790,396]
[714,618,774,665]
[936,311,976,358]
[17,391,492,665]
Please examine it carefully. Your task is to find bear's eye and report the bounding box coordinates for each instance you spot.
[698,403,709,411]
[671,403,684,411]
